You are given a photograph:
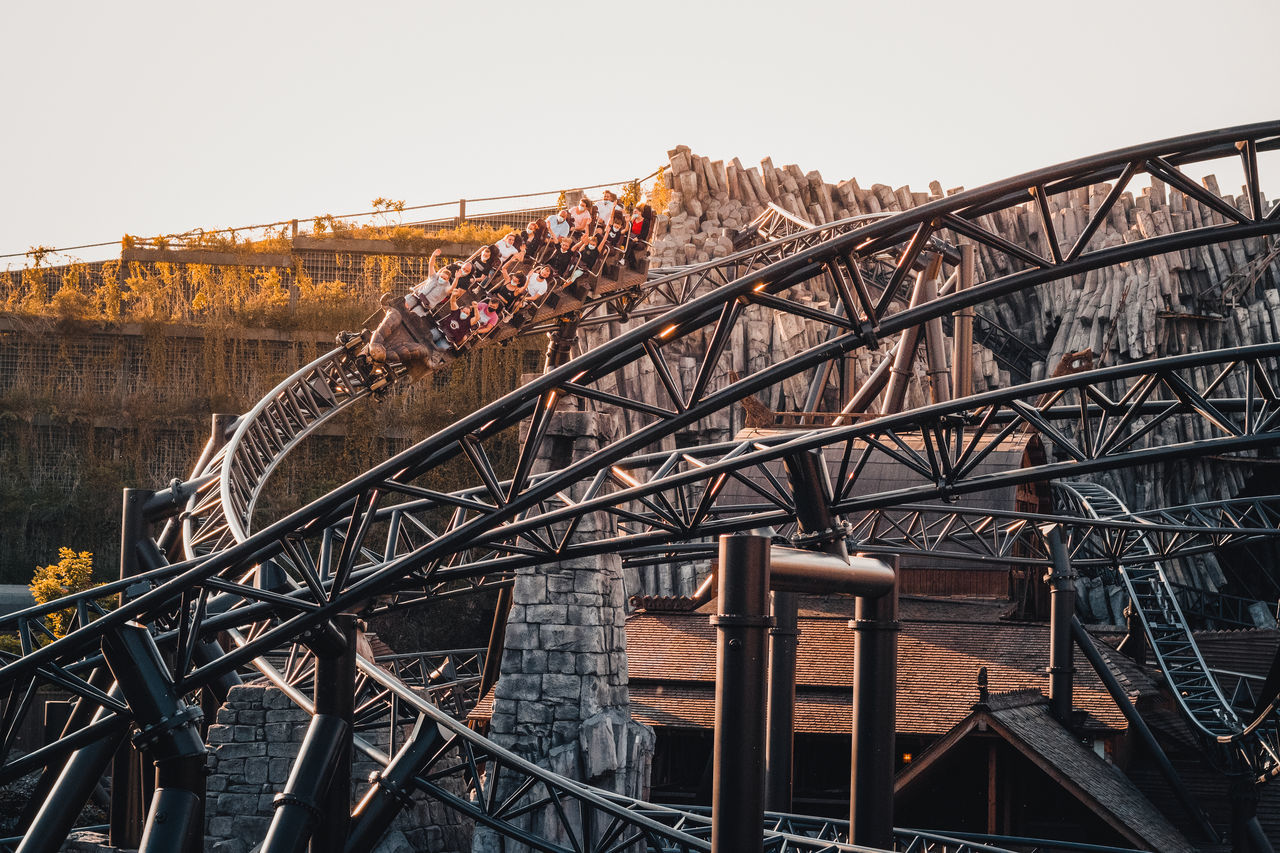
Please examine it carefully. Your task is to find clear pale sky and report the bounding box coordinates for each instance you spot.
[3,0,1276,266]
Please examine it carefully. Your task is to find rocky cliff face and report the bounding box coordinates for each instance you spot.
[588,145,1280,602]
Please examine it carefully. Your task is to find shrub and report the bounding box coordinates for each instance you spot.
[29,548,98,638]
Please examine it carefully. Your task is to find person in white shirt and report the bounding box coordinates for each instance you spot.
[569,198,592,234]
[408,249,455,314]
[494,232,523,268]
[525,265,553,299]
[594,190,618,228]
[545,210,572,240]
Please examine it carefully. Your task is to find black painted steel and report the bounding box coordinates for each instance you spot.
[1057,482,1280,780]
[711,534,771,853]
[7,122,1280,851]
[772,447,851,813]
[849,570,898,850]
[1071,617,1220,843]
[313,614,357,853]
[101,622,206,853]
[14,688,129,853]
[261,714,351,853]
[345,715,444,853]
[764,591,797,814]
[138,788,202,853]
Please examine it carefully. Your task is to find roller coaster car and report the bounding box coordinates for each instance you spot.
[348,293,450,384]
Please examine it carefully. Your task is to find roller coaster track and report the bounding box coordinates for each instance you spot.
[224,630,1017,853]
[5,121,1280,850]
[1055,481,1280,782]
[738,203,1047,382]
[621,495,1280,575]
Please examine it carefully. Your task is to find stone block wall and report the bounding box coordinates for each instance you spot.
[476,411,655,852]
[203,683,471,853]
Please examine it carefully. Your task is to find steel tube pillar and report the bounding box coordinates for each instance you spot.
[17,665,116,835]
[831,343,896,425]
[952,243,975,399]
[111,489,154,849]
[768,448,849,812]
[100,622,207,853]
[15,687,130,853]
[313,614,357,853]
[1231,777,1271,853]
[711,534,771,853]
[849,567,898,850]
[261,714,352,853]
[1045,525,1076,724]
[346,715,445,853]
[882,254,943,414]
[921,269,951,404]
[764,591,797,813]
[1071,617,1220,843]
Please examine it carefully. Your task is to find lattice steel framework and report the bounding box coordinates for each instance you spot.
[5,121,1280,851]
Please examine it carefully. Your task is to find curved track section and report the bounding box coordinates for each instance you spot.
[1055,481,1280,781]
[5,122,1280,850]
[178,202,914,559]
[737,203,1046,382]
[183,346,383,554]
[237,637,1007,853]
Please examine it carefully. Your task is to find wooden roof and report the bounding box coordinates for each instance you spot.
[896,689,1195,853]
[472,596,1139,735]
[625,603,1130,734]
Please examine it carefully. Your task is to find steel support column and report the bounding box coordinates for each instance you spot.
[110,488,152,849]
[313,614,357,853]
[1071,617,1220,843]
[261,714,352,853]
[764,591,797,813]
[849,567,898,850]
[882,254,942,414]
[346,715,445,853]
[770,448,849,811]
[17,665,115,835]
[952,243,975,399]
[101,622,207,853]
[711,534,771,853]
[1231,776,1271,853]
[15,686,130,853]
[921,266,951,404]
[1045,525,1076,724]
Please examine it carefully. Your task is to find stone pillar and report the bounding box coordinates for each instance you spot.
[475,411,654,853]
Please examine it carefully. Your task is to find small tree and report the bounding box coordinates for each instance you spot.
[646,166,671,213]
[30,548,96,638]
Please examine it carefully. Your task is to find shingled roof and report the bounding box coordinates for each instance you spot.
[620,595,1133,735]
[896,690,1195,853]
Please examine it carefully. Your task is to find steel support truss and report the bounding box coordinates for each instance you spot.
[5,122,1280,850]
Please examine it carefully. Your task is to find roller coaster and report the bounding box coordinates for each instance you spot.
[5,121,1280,852]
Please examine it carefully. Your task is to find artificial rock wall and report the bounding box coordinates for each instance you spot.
[476,410,654,852]
[203,683,472,853]
[589,145,1280,607]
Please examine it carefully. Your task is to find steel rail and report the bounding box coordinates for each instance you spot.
[1056,481,1280,780]
[6,122,1280,850]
